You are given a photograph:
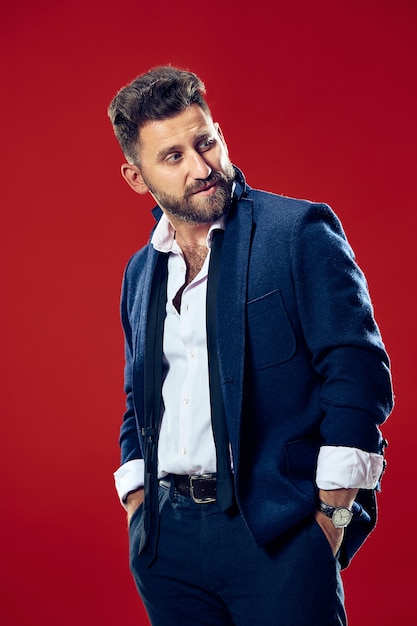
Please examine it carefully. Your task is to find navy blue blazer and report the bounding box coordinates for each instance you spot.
[119,167,393,567]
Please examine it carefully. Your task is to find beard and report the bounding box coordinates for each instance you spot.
[142,162,236,224]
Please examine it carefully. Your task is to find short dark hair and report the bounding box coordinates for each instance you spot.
[108,65,210,164]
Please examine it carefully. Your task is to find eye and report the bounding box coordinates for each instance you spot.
[166,152,182,163]
[197,137,215,152]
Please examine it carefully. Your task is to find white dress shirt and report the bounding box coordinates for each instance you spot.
[114,214,383,504]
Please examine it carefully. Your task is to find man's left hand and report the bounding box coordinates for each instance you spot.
[314,510,345,556]
[315,487,358,556]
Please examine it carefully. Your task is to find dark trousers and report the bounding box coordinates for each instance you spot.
[129,484,347,626]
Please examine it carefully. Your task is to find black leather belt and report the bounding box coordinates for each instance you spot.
[159,474,217,504]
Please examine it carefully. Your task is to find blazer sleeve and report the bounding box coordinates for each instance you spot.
[119,256,145,465]
[291,202,393,453]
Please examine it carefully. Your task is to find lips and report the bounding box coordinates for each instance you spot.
[186,172,225,197]
[192,181,217,194]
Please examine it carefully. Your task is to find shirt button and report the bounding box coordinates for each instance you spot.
[181,447,188,455]
[183,397,189,404]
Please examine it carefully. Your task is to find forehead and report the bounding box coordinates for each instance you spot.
[138,105,215,155]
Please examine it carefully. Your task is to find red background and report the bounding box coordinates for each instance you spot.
[1,1,415,624]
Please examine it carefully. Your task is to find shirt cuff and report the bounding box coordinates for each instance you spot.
[114,459,145,508]
[316,446,384,490]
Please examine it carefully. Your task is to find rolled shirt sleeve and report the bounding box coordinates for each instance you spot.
[316,445,384,490]
[114,459,145,507]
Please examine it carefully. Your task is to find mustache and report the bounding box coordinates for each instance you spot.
[185,171,230,196]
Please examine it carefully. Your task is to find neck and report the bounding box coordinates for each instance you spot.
[168,215,211,249]
[172,221,211,251]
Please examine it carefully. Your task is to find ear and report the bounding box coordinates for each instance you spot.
[215,123,229,154]
[121,162,149,195]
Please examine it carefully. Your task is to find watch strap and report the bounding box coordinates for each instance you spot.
[318,500,339,517]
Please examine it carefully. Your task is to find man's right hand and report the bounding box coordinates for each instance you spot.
[126,488,144,526]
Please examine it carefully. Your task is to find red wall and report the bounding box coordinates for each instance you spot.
[1,1,415,623]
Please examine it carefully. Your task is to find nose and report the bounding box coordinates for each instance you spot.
[188,150,212,180]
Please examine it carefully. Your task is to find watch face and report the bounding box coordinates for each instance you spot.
[332,507,352,528]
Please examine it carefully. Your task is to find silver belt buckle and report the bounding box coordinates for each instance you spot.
[189,474,216,504]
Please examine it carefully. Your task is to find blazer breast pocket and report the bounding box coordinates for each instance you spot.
[246,289,297,370]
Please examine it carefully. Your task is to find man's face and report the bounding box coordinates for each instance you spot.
[133,105,235,225]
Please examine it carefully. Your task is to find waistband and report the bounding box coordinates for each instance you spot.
[159,473,217,504]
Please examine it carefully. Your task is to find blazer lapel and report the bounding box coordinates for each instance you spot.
[132,244,159,430]
[217,194,254,452]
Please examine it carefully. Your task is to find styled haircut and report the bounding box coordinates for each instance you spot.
[108,65,210,164]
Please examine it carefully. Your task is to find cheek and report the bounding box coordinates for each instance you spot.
[215,147,231,171]
[156,172,184,196]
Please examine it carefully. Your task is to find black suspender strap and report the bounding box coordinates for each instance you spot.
[140,252,168,565]
[206,230,234,511]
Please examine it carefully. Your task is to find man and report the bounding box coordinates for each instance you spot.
[108,66,393,625]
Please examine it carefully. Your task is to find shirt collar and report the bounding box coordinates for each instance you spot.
[151,213,225,253]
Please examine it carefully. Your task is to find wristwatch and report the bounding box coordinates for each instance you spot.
[318,500,353,528]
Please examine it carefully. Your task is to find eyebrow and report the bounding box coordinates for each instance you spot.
[156,144,182,161]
